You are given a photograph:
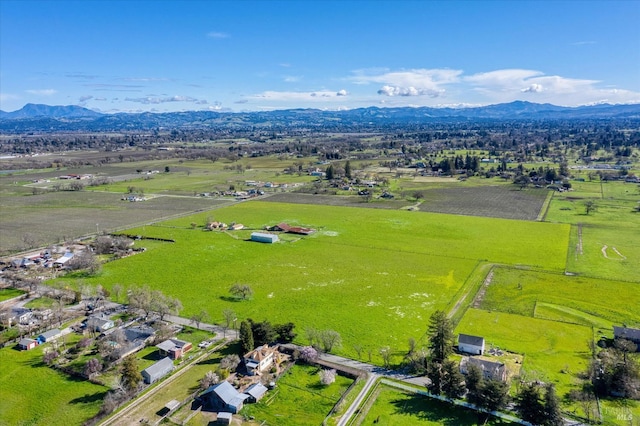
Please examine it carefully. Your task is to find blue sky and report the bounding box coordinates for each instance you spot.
[1,0,639,113]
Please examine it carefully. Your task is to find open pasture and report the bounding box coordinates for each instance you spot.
[0,339,108,426]
[456,308,593,397]
[64,201,569,362]
[477,267,640,327]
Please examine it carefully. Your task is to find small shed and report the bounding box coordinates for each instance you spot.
[250,232,279,244]
[141,357,174,384]
[18,338,38,351]
[458,334,485,355]
[614,326,640,349]
[157,338,193,360]
[244,382,268,403]
[38,328,62,343]
[217,412,232,425]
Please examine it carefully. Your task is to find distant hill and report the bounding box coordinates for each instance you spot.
[1,101,639,132]
[0,103,103,119]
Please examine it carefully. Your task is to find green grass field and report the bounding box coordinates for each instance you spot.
[0,339,108,426]
[55,201,569,364]
[0,288,25,302]
[360,384,515,425]
[240,363,354,426]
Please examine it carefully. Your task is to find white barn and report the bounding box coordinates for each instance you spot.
[458,333,485,355]
[250,232,279,244]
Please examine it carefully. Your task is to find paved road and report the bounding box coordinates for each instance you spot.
[337,372,379,426]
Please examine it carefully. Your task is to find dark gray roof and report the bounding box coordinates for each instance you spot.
[614,326,640,342]
[19,338,37,346]
[39,328,62,339]
[142,357,174,378]
[459,334,484,346]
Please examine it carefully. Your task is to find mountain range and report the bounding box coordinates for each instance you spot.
[1,101,639,132]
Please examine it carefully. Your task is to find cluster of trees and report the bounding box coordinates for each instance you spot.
[127,285,183,320]
[239,318,297,354]
[305,327,342,353]
[424,311,563,424]
[589,338,640,399]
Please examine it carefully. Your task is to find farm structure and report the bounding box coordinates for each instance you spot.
[38,328,62,343]
[614,326,640,349]
[18,338,38,350]
[216,412,232,425]
[141,356,174,384]
[250,232,279,244]
[459,356,508,382]
[270,222,316,235]
[201,381,249,413]
[244,382,268,403]
[458,333,485,355]
[244,344,277,376]
[86,315,115,333]
[156,338,192,360]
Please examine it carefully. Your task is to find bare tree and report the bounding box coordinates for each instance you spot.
[190,310,210,330]
[222,309,236,330]
[229,284,253,300]
[320,330,342,353]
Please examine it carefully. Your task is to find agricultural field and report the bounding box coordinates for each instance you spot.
[0,334,108,426]
[240,363,354,426]
[51,201,569,364]
[359,383,516,425]
[0,287,24,302]
[268,184,550,221]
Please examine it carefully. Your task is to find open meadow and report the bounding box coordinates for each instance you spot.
[51,201,570,364]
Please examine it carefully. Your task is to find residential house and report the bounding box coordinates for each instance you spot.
[53,252,74,267]
[11,307,33,325]
[201,381,249,413]
[458,334,485,355]
[141,357,174,384]
[250,232,279,244]
[18,338,38,351]
[244,344,276,376]
[86,315,115,333]
[156,338,192,360]
[244,382,268,403]
[614,326,640,350]
[38,328,62,343]
[459,357,508,382]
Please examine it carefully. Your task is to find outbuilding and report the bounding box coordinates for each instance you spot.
[250,232,279,244]
[244,382,268,403]
[18,338,38,351]
[458,333,485,355]
[141,357,174,384]
[38,328,62,343]
[216,412,232,425]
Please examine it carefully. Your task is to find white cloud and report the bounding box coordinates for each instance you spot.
[79,95,94,102]
[336,89,348,96]
[350,68,462,98]
[250,90,348,101]
[207,31,229,39]
[26,89,57,96]
[284,75,302,83]
[124,95,208,105]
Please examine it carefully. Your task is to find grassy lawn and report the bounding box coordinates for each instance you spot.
[360,384,516,425]
[0,340,108,426]
[240,363,354,426]
[0,287,25,302]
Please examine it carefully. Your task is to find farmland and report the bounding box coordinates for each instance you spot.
[0,333,108,426]
[50,201,570,363]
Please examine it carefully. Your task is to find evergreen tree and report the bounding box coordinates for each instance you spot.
[516,382,545,423]
[239,320,254,354]
[442,359,466,399]
[543,383,564,426]
[344,161,352,179]
[427,310,454,363]
[325,165,334,180]
[426,361,444,395]
[465,364,484,405]
[479,379,510,412]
